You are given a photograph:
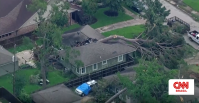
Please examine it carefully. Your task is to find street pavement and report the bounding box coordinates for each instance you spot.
[160,0,199,50]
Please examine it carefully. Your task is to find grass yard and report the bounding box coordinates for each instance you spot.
[91,8,133,29]
[102,25,145,38]
[183,0,199,12]
[0,69,69,94]
[188,65,199,73]
[61,24,81,33]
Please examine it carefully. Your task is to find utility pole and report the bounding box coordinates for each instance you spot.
[12,44,16,95]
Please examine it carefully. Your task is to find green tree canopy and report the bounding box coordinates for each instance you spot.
[118,60,177,103]
[82,0,98,20]
[103,0,124,12]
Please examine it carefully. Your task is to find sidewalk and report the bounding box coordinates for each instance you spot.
[95,19,146,33]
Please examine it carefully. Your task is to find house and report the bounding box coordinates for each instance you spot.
[31,84,82,103]
[0,87,22,103]
[0,45,18,76]
[0,0,37,42]
[0,0,81,46]
[59,25,136,76]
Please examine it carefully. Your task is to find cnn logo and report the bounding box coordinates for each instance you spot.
[169,79,194,95]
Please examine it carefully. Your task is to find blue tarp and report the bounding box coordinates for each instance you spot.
[77,83,91,95]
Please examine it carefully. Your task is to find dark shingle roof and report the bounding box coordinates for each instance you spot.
[62,25,104,46]
[0,45,18,65]
[60,40,136,66]
[31,84,82,103]
[73,42,136,66]
[0,0,36,35]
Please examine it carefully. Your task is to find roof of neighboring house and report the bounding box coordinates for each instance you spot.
[31,84,82,103]
[0,87,22,103]
[60,40,136,66]
[0,45,18,65]
[0,0,36,35]
[62,25,104,46]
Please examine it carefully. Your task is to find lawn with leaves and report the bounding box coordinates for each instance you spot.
[183,0,199,12]
[102,25,145,38]
[91,8,133,29]
[0,69,69,94]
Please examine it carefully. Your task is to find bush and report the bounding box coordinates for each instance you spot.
[18,90,32,103]
[29,74,39,84]
[62,70,76,79]
[74,1,82,5]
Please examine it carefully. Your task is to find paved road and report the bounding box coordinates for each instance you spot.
[160,0,199,100]
[160,0,199,50]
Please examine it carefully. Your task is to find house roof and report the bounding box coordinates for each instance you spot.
[31,84,82,103]
[0,87,22,103]
[0,45,18,65]
[62,25,104,46]
[0,0,36,35]
[60,40,136,66]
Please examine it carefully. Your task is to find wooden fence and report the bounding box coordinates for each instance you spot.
[167,16,190,28]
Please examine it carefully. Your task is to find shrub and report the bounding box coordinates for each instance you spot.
[29,74,39,84]
[18,90,32,103]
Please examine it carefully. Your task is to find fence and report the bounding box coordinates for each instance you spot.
[64,60,135,88]
[167,16,190,28]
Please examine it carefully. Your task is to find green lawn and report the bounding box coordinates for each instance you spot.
[188,65,199,73]
[0,69,69,94]
[91,8,133,29]
[61,24,81,33]
[183,0,199,12]
[102,25,145,38]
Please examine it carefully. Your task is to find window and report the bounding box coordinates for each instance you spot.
[5,34,8,37]
[0,36,1,38]
[102,60,107,65]
[118,55,123,62]
[9,33,12,36]
[76,68,79,74]
[93,64,98,70]
[81,67,86,74]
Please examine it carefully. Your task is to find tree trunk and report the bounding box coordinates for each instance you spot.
[41,59,47,88]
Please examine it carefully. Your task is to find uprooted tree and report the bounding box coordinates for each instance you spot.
[99,0,186,69]
[118,60,177,103]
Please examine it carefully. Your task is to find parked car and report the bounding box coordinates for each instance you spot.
[75,80,97,96]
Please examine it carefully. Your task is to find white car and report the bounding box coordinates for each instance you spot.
[86,80,97,87]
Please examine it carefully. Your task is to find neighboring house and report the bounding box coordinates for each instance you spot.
[31,84,82,103]
[0,0,37,42]
[59,25,136,76]
[0,0,81,44]
[0,45,18,76]
[0,87,22,103]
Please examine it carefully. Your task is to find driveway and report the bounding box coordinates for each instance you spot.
[160,0,199,50]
